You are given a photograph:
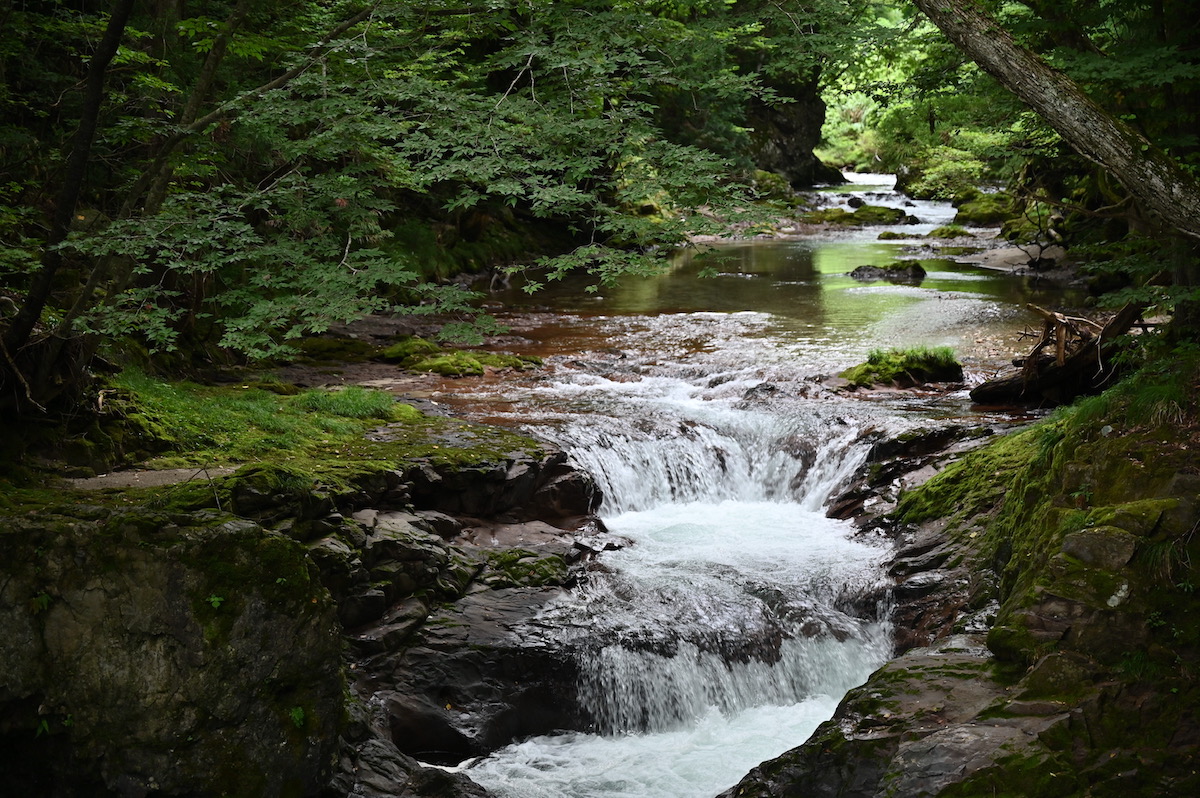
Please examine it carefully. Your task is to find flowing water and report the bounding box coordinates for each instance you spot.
[427,176,1079,798]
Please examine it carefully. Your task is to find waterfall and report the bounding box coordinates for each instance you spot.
[453,182,1051,797]
[466,350,895,796]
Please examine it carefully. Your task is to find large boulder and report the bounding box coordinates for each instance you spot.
[746,85,844,188]
[0,509,344,797]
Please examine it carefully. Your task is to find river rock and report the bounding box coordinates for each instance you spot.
[849,261,926,283]
[828,425,994,521]
[353,587,587,764]
[745,85,843,187]
[403,450,602,522]
[328,736,495,798]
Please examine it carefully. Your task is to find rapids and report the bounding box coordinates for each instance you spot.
[426,175,1079,798]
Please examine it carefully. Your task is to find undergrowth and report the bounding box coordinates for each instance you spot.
[107,370,413,467]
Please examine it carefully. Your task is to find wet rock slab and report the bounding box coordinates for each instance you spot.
[717,637,1070,798]
[355,586,587,764]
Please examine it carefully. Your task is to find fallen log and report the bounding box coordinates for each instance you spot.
[970,303,1143,406]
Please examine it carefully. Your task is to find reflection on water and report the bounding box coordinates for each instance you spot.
[492,236,1082,377]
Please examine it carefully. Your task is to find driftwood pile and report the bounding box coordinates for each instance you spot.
[970,303,1144,406]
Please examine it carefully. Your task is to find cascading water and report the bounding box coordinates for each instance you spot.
[457,316,897,798]
[437,175,1081,797]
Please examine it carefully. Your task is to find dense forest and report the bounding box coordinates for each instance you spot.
[3,1,1200,796]
[2,0,1195,415]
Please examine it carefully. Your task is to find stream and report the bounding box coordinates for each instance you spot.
[424,175,1079,798]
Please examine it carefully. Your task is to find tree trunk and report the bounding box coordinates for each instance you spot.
[909,0,1200,242]
[2,0,136,354]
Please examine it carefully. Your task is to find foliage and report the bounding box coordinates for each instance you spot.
[821,0,1200,337]
[106,370,406,466]
[0,0,867,412]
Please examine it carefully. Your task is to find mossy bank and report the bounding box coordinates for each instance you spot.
[724,351,1200,797]
[0,374,605,797]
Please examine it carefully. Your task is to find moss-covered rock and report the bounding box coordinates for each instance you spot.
[849,261,927,283]
[0,510,344,797]
[751,169,796,203]
[1000,201,1058,244]
[738,357,1200,797]
[953,191,1015,226]
[926,224,972,239]
[381,338,541,377]
[377,336,442,364]
[803,204,909,226]
[295,335,376,363]
[839,346,963,388]
[853,204,909,225]
[484,548,570,588]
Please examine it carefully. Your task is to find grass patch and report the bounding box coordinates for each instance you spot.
[107,370,408,467]
[840,346,963,387]
[290,386,399,419]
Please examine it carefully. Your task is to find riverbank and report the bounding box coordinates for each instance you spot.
[0,373,618,796]
[722,350,1200,797]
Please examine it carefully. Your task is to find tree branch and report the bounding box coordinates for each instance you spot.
[2,0,137,353]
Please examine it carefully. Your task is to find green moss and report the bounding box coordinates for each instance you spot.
[853,205,908,224]
[293,336,376,363]
[876,260,925,274]
[839,346,963,388]
[377,337,541,375]
[926,224,971,238]
[409,352,486,376]
[803,207,855,224]
[877,230,909,240]
[175,517,327,639]
[476,352,542,369]
[940,748,1081,798]
[1085,500,1178,537]
[752,170,795,203]
[802,204,907,226]
[377,336,442,364]
[485,549,569,587]
[1000,202,1057,244]
[952,192,1015,226]
[897,354,1200,673]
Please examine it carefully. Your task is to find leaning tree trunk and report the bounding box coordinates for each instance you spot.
[910,0,1200,242]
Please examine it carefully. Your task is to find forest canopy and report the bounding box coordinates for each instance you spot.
[1,0,878,411]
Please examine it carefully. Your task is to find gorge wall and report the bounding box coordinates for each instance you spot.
[0,417,607,798]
